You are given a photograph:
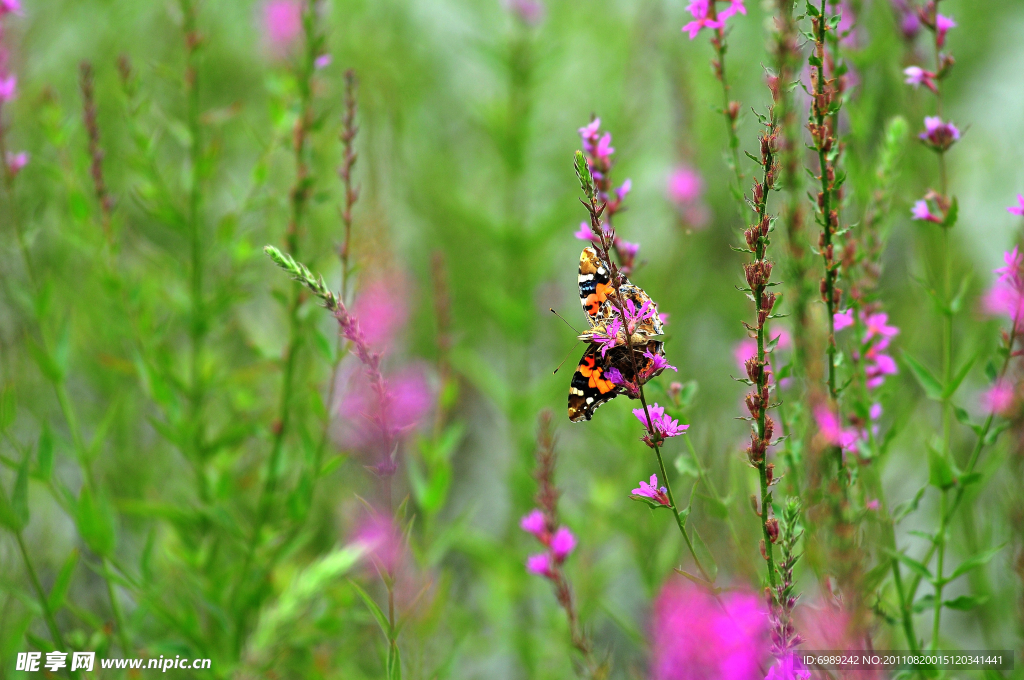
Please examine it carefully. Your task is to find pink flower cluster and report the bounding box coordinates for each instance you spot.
[836,309,899,390]
[651,578,769,680]
[666,164,710,229]
[262,0,303,54]
[631,474,670,506]
[918,116,960,152]
[0,0,26,176]
[504,0,545,25]
[983,246,1024,329]
[681,0,746,39]
[520,509,577,578]
[632,403,688,447]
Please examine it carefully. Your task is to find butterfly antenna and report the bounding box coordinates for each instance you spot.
[553,339,582,375]
[550,308,582,335]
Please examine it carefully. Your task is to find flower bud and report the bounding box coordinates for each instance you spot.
[766,517,780,543]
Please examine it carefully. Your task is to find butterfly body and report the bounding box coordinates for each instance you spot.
[568,247,667,422]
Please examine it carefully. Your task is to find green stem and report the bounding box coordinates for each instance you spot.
[892,558,920,652]
[15,532,76,679]
[103,557,133,655]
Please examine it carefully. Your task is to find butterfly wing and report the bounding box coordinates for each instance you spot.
[568,344,621,422]
[578,247,665,337]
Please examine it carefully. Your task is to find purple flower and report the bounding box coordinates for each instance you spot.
[353,514,404,574]
[667,164,704,203]
[575,221,597,242]
[578,118,601,140]
[623,297,655,335]
[766,654,811,680]
[643,349,677,375]
[862,312,899,341]
[617,239,639,259]
[351,279,408,348]
[681,0,723,39]
[520,509,546,537]
[903,66,937,93]
[982,381,1015,415]
[652,579,769,680]
[911,198,942,223]
[869,403,883,421]
[935,14,955,47]
[632,474,670,505]
[504,0,545,25]
[0,0,21,15]
[550,526,576,561]
[865,498,880,511]
[314,54,332,69]
[262,0,303,55]
[632,403,688,441]
[919,116,960,152]
[526,552,552,577]
[1007,195,1024,217]
[591,317,622,357]
[0,74,16,102]
[6,150,27,175]
[814,405,859,451]
[718,0,746,22]
[833,309,854,331]
[616,178,632,200]
[996,246,1023,287]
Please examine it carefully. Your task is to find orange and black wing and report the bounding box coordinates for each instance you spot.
[578,247,615,326]
[568,344,620,422]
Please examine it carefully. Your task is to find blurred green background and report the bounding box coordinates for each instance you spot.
[2,0,1024,677]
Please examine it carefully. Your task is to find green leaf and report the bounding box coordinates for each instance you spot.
[912,593,935,613]
[902,352,943,401]
[387,644,402,680]
[947,544,1006,582]
[47,549,79,612]
[928,445,956,490]
[349,579,391,640]
[891,550,933,581]
[0,478,23,531]
[11,449,30,529]
[75,486,116,557]
[691,526,718,583]
[674,454,699,478]
[893,486,926,522]
[629,495,673,512]
[984,361,998,383]
[942,355,975,399]
[37,425,54,479]
[943,594,988,611]
[948,274,972,314]
[0,384,14,430]
[941,196,959,229]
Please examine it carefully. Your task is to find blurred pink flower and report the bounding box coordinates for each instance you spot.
[5,150,26,174]
[935,14,955,47]
[651,578,769,680]
[837,0,857,47]
[0,0,20,16]
[352,514,404,574]
[903,66,937,93]
[314,54,331,69]
[863,312,899,340]
[262,0,303,55]
[0,73,15,102]
[834,309,854,331]
[814,405,859,451]
[869,403,883,421]
[766,654,811,680]
[866,498,880,511]
[681,0,723,39]
[982,381,1015,415]
[526,552,552,577]
[1008,195,1024,217]
[520,509,546,537]
[718,0,746,21]
[550,527,576,562]
[667,164,704,204]
[351,279,408,348]
[984,247,1024,329]
[505,0,545,26]
[734,330,791,372]
[919,116,960,152]
[911,198,940,223]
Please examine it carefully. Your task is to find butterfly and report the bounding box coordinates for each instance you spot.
[568,247,666,422]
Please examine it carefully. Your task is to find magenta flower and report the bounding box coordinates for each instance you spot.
[667,164,704,203]
[935,14,956,47]
[351,279,408,348]
[353,514,404,574]
[833,309,854,331]
[1007,195,1024,216]
[982,381,1015,415]
[520,509,546,537]
[6,150,27,175]
[526,552,552,577]
[0,0,20,15]
[718,0,747,22]
[919,116,960,152]
[996,246,1023,286]
[504,0,545,25]
[616,178,633,200]
[550,527,576,562]
[862,312,899,341]
[633,403,688,441]
[983,247,1024,328]
[903,66,937,93]
[622,297,655,335]
[766,654,811,680]
[869,403,883,421]
[591,317,622,357]
[643,350,677,375]
[681,0,723,39]
[0,74,16,102]
[651,578,769,680]
[911,198,941,223]
[262,0,303,54]
[314,54,332,69]
[617,238,639,259]
[734,338,757,371]
[632,474,670,505]
[814,405,859,451]
[574,221,598,242]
